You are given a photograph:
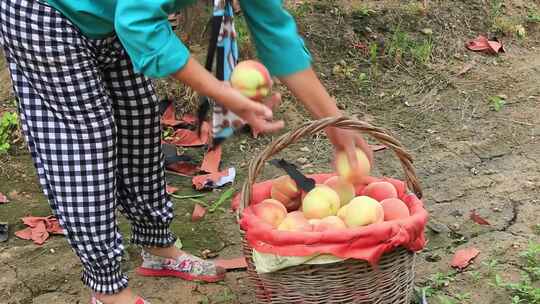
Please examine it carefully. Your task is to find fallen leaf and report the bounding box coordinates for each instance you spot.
[214,257,247,270]
[451,247,480,270]
[166,185,179,194]
[470,210,490,225]
[466,35,504,54]
[191,203,207,222]
[0,192,8,204]
[201,248,219,259]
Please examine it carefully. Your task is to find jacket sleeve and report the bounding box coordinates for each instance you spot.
[114,0,190,78]
[239,0,312,76]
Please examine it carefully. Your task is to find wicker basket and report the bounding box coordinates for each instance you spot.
[238,116,424,304]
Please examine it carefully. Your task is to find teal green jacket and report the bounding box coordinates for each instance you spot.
[45,0,312,78]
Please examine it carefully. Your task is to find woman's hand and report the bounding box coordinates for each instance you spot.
[326,126,374,170]
[172,58,284,135]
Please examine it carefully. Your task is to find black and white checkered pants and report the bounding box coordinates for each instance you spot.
[0,0,178,294]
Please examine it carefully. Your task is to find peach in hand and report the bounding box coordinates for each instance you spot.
[230,60,273,101]
[335,148,371,184]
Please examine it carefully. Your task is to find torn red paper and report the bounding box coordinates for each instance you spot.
[15,216,64,245]
[166,185,179,194]
[165,122,210,147]
[214,257,247,270]
[451,247,480,270]
[466,35,504,54]
[200,146,222,173]
[191,204,207,222]
[0,192,8,204]
[470,210,490,225]
[166,162,200,177]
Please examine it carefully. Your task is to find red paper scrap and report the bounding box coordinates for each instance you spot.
[451,247,480,270]
[470,210,490,225]
[0,192,8,204]
[200,146,222,173]
[166,162,200,177]
[214,257,248,270]
[166,185,179,194]
[466,35,504,54]
[15,216,64,245]
[191,204,207,222]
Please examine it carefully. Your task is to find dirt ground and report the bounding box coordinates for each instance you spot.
[1,0,539,303]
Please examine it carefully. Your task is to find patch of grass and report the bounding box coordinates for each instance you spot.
[0,111,18,154]
[489,242,540,304]
[527,10,540,23]
[489,96,506,111]
[386,26,433,64]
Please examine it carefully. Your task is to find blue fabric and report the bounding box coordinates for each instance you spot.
[45,0,312,78]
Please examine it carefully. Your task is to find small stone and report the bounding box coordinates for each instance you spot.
[421,28,433,35]
[470,167,479,175]
[493,207,502,212]
[50,249,55,254]
[497,94,508,100]
[300,147,310,153]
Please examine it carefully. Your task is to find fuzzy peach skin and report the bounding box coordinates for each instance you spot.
[362,181,398,202]
[301,185,340,219]
[308,216,347,232]
[230,60,273,101]
[338,196,384,228]
[335,148,371,184]
[270,175,301,211]
[277,211,312,232]
[252,199,288,228]
[324,176,355,207]
[380,198,410,221]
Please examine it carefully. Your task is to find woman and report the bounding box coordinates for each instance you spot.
[0,0,373,303]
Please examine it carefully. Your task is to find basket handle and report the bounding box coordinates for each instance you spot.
[239,116,423,215]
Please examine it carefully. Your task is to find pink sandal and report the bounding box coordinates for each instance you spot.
[136,250,226,283]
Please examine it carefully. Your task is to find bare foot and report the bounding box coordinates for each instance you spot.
[95,288,139,304]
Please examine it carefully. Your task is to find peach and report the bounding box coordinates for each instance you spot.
[301,185,340,219]
[338,196,384,228]
[362,181,398,202]
[324,176,355,207]
[309,216,347,232]
[277,211,312,232]
[335,148,371,184]
[380,198,410,221]
[252,199,288,228]
[271,175,301,211]
[230,60,273,101]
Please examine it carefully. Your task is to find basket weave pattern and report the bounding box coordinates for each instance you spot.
[239,117,423,303]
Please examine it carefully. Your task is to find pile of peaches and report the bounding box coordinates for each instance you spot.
[253,149,411,232]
